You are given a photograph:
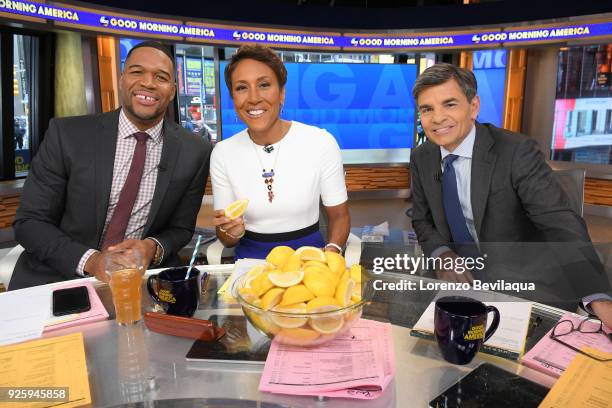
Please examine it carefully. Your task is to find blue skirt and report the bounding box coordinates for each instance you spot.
[234,230,325,260]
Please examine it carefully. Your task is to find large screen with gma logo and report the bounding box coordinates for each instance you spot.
[219,62,417,164]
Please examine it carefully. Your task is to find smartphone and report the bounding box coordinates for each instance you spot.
[52,286,91,316]
[429,363,549,408]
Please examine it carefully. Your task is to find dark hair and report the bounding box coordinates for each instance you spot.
[412,63,477,102]
[224,44,287,94]
[125,41,174,71]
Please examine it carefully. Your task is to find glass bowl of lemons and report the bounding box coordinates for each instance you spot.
[233,246,371,347]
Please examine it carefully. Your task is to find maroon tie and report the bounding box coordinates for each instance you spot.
[101,132,150,249]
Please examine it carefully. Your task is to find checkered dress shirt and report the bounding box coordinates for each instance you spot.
[77,109,164,275]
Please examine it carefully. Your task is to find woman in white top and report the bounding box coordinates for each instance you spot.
[211,44,350,259]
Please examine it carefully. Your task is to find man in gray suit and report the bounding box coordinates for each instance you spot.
[10,41,212,289]
[410,63,611,322]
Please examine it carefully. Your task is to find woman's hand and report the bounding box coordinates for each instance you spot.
[213,209,245,241]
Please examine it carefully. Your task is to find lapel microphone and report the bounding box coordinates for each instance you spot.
[263,144,274,153]
[434,171,441,182]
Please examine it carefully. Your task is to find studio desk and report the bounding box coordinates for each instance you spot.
[7,261,566,408]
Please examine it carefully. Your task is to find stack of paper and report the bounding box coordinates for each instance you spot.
[259,319,395,400]
[539,347,612,407]
[521,312,612,377]
[0,332,92,407]
[0,286,49,346]
[410,301,532,360]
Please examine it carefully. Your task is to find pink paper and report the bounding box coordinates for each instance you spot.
[259,319,395,400]
[521,312,612,378]
[44,280,109,332]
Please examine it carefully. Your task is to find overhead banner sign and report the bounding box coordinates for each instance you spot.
[502,22,612,44]
[344,31,501,49]
[227,29,340,47]
[0,0,610,50]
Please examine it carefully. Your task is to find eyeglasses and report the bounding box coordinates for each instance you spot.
[549,317,612,362]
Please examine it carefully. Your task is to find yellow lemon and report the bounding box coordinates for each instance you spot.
[268,270,304,288]
[305,265,339,287]
[246,310,280,336]
[281,252,302,272]
[351,283,362,304]
[309,305,344,334]
[253,271,275,297]
[349,264,362,283]
[325,251,346,275]
[247,264,266,279]
[276,327,321,346]
[306,296,341,312]
[270,302,308,328]
[295,246,326,262]
[260,287,285,310]
[224,199,249,219]
[303,260,328,269]
[303,269,335,297]
[238,287,259,304]
[335,277,355,307]
[266,246,295,267]
[280,284,315,306]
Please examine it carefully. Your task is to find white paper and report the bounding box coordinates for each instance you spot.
[412,301,532,354]
[227,258,267,297]
[0,286,50,345]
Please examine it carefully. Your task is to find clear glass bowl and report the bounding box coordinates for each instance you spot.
[233,273,371,347]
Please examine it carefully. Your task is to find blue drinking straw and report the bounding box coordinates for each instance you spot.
[185,235,202,280]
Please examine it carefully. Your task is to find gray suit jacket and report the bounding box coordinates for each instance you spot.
[10,109,212,289]
[410,122,609,304]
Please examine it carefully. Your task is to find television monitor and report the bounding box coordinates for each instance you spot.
[219,62,417,164]
[472,49,507,128]
[551,43,612,165]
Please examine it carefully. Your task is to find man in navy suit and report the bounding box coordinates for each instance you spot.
[410,63,611,323]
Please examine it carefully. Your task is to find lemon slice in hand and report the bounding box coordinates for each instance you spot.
[268,270,304,288]
[270,303,308,328]
[224,199,249,219]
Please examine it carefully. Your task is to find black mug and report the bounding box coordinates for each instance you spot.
[147,267,201,317]
[434,296,500,365]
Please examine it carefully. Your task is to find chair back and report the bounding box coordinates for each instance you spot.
[552,168,586,217]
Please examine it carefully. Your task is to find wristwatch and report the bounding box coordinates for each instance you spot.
[148,238,163,266]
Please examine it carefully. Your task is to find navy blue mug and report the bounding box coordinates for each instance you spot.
[434,296,500,365]
[147,267,202,317]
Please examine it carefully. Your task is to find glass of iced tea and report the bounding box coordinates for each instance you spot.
[105,248,145,325]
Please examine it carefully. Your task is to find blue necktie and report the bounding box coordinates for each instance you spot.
[442,154,479,257]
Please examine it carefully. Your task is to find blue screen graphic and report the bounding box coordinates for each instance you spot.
[119,38,145,70]
[220,63,417,149]
[472,50,507,127]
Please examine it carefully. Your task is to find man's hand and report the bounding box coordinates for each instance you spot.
[108,239,157,268]
[435,250,475,284]
[84,251,108,283]
[590,300,612,330]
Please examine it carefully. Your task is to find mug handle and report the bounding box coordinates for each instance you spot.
[483,305,501,343]
[147,275,162,305]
